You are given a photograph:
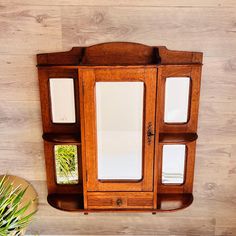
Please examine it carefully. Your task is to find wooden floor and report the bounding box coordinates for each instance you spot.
[0,0,236,235]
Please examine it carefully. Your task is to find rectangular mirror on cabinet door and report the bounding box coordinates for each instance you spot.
[49,78,76,123]
[96,82,144,180]
[54,145,79,184]
[164,77,190,123]
[162,144,186,184]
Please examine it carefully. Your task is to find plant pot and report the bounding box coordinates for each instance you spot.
[0,175,38,235]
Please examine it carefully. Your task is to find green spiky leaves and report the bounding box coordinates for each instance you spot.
[0,176,36,236]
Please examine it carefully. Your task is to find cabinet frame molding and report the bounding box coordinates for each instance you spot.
[80,67,157,193]
[157,65,202,133]
[36,42,203,213]
[38,68,80,134]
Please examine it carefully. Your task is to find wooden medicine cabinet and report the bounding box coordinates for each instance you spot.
[37,42,202,213]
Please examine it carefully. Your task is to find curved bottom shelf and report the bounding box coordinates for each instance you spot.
[47,193,84,212]
[156,193,193,211]
[47,193,193,213]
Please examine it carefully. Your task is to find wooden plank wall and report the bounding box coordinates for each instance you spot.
[0,1,236,235]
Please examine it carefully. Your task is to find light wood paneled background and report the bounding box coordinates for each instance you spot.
[0,1,236,235]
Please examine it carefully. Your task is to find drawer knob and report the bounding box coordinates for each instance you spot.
[116,198,123,206]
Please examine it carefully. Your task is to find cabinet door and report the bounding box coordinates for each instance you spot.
[80,67,157,191]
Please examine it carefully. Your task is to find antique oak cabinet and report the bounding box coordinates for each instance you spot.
[37,42,202,213]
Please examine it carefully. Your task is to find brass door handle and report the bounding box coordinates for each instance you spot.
[147,122,155,144]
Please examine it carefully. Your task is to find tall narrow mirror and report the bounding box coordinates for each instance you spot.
[49,78,76,123]
[162,144,186,184]
[164,77,190,123]
[96,82,144,180]
[54,145,79,184]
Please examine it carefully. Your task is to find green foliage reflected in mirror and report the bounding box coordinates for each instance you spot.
[54,145,79,185]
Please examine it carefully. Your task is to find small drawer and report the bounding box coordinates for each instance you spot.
[87,192,153,209]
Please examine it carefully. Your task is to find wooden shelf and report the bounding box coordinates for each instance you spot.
[37,43,202,67]
[159,133,198,144]
[156,193,193,211]
[47,193,193,213]
[42,133,81,143]
[47,193,84,212]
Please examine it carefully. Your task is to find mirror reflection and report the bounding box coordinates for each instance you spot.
[49,78,76,123]
[96,82,144,180]
[162,144,186,184]
[54,145,79,184]
[164,77,190,123]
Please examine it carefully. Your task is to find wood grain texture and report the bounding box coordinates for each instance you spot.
[61,7,236,57]
[82,67,156,193]
[87,192,153,209]
[0,0,235,7]
[0,0,235,235]
[0,101,42,142]
[0,55,39,101]
[0,5,62,54]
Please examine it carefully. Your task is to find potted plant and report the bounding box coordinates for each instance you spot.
[0,175,38,236]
